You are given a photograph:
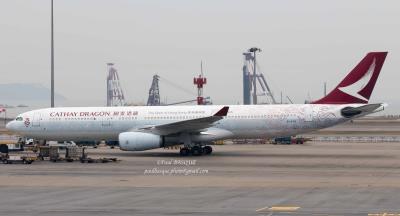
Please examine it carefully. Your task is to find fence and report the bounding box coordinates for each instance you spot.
[310,136,400,143]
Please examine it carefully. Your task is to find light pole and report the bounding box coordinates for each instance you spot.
[51,0,55,107]
[1,108,5,125]
[248,47,261,105]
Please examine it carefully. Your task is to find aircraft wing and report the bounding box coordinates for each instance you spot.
[137,106,229,135]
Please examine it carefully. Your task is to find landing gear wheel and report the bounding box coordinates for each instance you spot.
[191,146,203,156]
[203,146,213,155]
[180,147,190,156]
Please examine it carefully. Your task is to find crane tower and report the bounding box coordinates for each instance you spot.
[242,48,276,105]
[147,74,161,106]
[106,63,126,106]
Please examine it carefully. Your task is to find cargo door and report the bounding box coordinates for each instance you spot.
[102,117,111,127]
[101,117,114,140]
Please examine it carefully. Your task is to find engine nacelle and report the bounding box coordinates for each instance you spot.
[119,132,163,151]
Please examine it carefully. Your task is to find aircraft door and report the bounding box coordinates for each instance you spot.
[304,106,313,122]
[32,112,41,127]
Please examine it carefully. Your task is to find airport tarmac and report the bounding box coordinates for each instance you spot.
[1,142,400,216]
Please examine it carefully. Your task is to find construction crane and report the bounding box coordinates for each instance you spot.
[146,74,196,106]
[146,70,212,106]
[106,63,125,106]
[242,48,277,105]
[165,97,212,106]
[147,75,161,106]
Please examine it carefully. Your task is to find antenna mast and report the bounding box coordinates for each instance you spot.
[194,61,207,105]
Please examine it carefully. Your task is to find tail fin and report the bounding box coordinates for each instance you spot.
[312,52,387,104]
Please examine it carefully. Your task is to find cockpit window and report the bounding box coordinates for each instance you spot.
[15,117,23,121]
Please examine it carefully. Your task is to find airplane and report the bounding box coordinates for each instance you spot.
[6,52,388,156]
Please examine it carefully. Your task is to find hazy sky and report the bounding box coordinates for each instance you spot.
[0,0,399,113]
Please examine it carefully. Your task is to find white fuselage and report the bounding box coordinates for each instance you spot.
[7,104,354,142]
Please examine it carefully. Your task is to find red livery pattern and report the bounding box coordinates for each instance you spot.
[312,52,387,104]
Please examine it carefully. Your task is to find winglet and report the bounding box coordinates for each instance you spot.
[214,106,229,117]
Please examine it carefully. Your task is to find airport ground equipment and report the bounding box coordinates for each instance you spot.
[1,152,37,164]
[65,146,86,162]
[0,144,8,153]
[38,146,50,160]
[37,145,117,163]
[105,141,118,148]
[232,139,268,144]
[48,145,87,162]
[0,153,6,161]
[49,145,64,162]
[272,137,307,145]
[0,143,24,153]
[213,140,225,145]
[80,157,118,163]
[79,148,117,163]
[0,134,19,145]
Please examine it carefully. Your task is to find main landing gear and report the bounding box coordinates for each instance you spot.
[179,145,213,156]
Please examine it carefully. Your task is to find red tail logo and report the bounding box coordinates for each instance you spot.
[312,52,387,104]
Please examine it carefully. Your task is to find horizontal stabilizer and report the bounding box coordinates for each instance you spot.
[341,103,386,118]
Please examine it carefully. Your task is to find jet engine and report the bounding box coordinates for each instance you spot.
[119,132,164,151]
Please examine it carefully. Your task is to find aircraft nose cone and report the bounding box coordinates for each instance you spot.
[6,121,14,131]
